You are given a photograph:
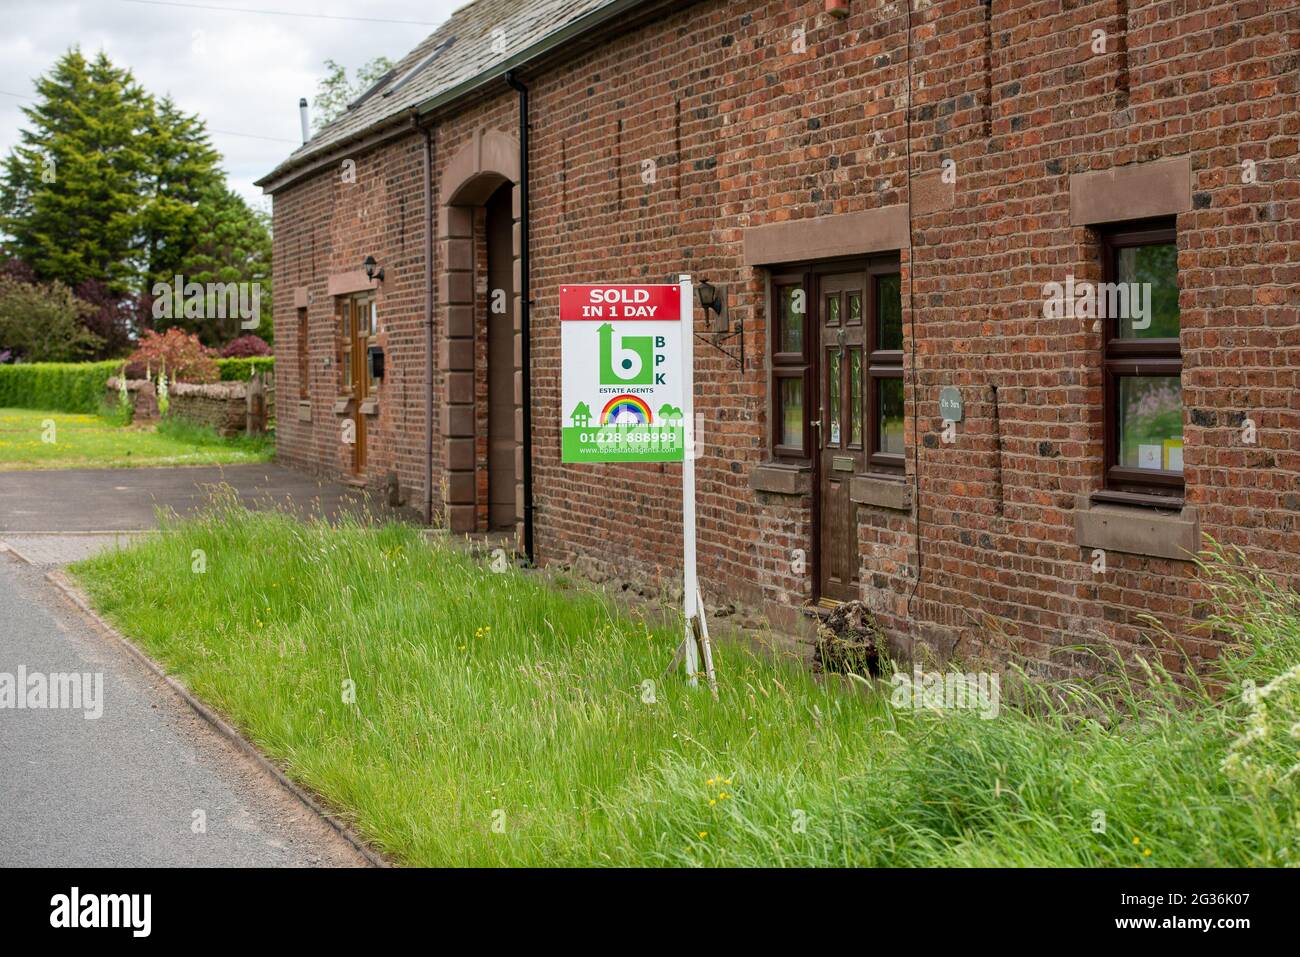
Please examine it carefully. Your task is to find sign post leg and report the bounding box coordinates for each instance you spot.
[679,274,700,687]
[697,586,718,698]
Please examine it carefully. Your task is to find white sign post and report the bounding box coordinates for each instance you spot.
[679,274,700,688]
[677,274,716,695]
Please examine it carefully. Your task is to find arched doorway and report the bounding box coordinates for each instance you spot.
[438,129,522,544]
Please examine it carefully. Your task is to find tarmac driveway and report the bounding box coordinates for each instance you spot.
[0,464,413,564]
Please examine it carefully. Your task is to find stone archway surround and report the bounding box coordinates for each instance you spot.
[437,128,523,540]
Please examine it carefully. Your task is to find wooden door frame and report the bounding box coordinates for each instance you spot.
[770,256,884,604]
[341,293,373,475]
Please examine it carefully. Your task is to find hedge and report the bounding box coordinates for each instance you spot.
[0,361,121,413]
[217,357,274,381]
[0,357,275,413]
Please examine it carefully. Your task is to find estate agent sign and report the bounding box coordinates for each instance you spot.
[560,284,684,463]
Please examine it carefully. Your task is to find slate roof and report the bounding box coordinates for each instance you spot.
[256,0,624,189]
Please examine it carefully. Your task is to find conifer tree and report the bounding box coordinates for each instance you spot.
[139,94,223,291]
[0,49,152,292]
[0,48,274,350]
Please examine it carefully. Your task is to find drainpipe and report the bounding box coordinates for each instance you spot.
[505,70,534,565]
[412,112,435,525]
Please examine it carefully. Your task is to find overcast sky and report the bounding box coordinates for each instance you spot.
[0,0,465,212]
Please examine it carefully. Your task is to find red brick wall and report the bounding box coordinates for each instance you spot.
[272,135,432,498]
[270,0,1298,678]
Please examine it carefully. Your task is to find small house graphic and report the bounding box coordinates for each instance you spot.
[570,401,592,427]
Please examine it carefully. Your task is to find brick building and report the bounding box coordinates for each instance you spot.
[257,0,1298,678]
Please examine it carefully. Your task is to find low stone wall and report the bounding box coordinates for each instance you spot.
[169,381,249,437]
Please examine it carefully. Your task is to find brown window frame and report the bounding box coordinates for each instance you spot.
[865,261,904,473]
[1098,219,1183,503]
[770,272,811,461]
[768,255,904,474]
[296,307,309,400]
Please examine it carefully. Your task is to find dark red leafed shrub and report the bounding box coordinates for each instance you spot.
[125,328,219,383]
[220,334,272,358]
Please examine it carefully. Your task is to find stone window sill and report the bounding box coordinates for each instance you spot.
[296,400,311,422]
[333,397,352,414]
[1075,499,1199,561]
[849,473,912,511]
[749,463,811,495]
[1090,489,1184,510]
[359,399,379,416]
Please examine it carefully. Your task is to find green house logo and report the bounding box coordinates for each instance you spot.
[569,401,592,427]
[598,322,654,385]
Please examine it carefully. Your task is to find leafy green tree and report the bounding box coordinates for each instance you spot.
[0,275,102,361]
[312,56,394,131]
[139,95,223,291]
[0,49,153,292]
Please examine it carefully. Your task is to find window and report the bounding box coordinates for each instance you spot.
[296,307,309,400]
[364,299,379,391]
[338,301,353,393]
[868,267,904,470]
[770,276,810,459]
[768,256,903,471]
[1100,220,1182,500]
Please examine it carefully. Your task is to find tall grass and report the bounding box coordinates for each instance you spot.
[71,502,1300,866]
[155,415,273,457]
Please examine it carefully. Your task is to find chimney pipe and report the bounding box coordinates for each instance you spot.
[298,97,310,143]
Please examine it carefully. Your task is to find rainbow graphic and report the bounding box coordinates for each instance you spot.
[600,394,653,426]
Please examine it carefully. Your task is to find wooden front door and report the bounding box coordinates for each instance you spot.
[340,294,373,474]
[485,184,517,531]
[816,270,867,603]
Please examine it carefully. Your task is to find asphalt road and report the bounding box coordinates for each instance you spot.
[0,554,368,867]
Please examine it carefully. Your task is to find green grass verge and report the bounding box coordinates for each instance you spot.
[71,504,1300,867]
[0,407,273,469]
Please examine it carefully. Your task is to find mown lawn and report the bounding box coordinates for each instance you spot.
[71,500,1300,867]
[0,407,272,469]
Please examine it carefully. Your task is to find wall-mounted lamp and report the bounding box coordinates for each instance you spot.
[697,279,723,320]
[363,255,385,283]
[693,278,742,370]
[697,279,731,335]
[825,0,850,19]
